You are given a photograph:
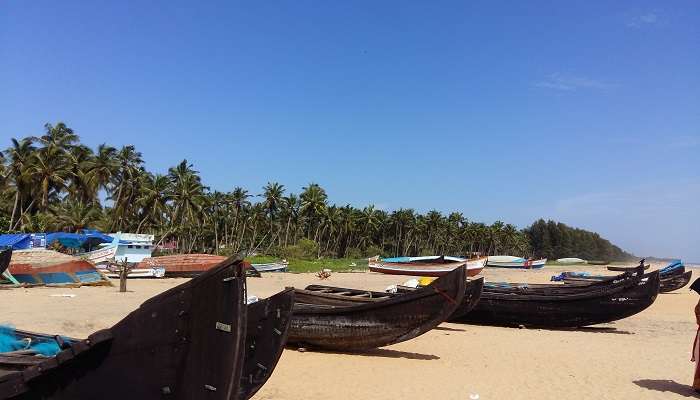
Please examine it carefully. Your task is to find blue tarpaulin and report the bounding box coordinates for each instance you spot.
[44,230,116,249]
[0,233,32,250]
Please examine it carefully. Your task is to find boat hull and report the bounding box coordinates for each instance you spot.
[287,266,466,351]
[660,270,692,293]
[1,257,249,399]
[460,270,660,328]
[239,289,294,400]
[486,258,547,269]
[369,258,485,277]
[137,254,227,277]
[8,260,110,287]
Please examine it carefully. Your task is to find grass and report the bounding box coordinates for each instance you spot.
[245,255,369,273]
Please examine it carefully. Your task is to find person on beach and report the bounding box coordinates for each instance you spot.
[690,278,700,392]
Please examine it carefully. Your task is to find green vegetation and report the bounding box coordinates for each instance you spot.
[526,219,634,262]
[0,122,634,268]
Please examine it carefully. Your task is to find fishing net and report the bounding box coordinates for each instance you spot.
[0,325,67,356]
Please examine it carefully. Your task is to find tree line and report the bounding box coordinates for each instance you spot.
[0,122,632,261]
[525,219,634,261]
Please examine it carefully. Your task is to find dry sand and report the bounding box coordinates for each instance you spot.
[2,263,698,399]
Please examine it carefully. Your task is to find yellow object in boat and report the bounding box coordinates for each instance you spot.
[418,277,436,286]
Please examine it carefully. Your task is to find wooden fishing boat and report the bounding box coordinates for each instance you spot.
[6,249,110,287]
[137,254,227,277]
[559,266,692,294]
[659,270,692,293]
[304,277,484,321]
[607,259,649,271]
[287,266,466,351]
[239,288,294,400]
[486,256,547,269]
[0,257,249,399]
[459,268,660,328]
[0,248,10,275]
[368,255,485,277]
[251,262,288,273]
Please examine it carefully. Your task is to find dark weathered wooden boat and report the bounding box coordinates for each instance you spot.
[239,288,294,400]
[559,265,691,293]
[0,257,249,399]
[0,248,10,275]
[659,270,692,293]
[607,259,649,272]
[304,277,484,321]
[287,266,466,351]
[459,268,660,328]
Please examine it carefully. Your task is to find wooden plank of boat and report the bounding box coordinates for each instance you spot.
[287,266,466,351]
[239,288,294,400]
[459,268,660,328]
[559,266,689,294]
[0,257,248,399]
[0,248,10,275]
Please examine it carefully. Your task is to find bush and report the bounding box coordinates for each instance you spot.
[280,239,319,259]
[364,245,382,258]
[345,247,364,259]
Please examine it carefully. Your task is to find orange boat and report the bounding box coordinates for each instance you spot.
[7,249,110,287]
[137,254,227,277]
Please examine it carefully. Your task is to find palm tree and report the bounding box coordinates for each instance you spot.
[5,138,36,229]
[300,183,327,242]
[51,201,102,233]
[262,182,285,246]
[29,143,70,211]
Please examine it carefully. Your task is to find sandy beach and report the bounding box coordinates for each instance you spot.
[2,263,697,400]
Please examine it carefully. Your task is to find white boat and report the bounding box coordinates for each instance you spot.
[556,257,587,264]
[251,261,288,273]
[368,255,486,277]
[103,266,166,279]
[486,256,547,269]
[82,233,155,265]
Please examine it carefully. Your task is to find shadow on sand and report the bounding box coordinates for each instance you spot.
[290,347,440,360]
[559,326,634,335]
[634,379,699,398]
[434,326,466,332]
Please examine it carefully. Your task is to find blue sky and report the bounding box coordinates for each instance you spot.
[1,1,698,260]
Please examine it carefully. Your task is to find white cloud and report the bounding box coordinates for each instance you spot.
[627,12,659,28]
[534,74,612,91]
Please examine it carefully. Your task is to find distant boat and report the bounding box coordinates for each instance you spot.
[556,257,587,264]
[251,261,288,273]
[487,256,547,269]
[6,249,111,287]
[368,255,486,277]
[137,254,227,277]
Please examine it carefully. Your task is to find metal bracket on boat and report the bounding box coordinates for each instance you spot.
[222,276,237,282]
[273,328,282,336]
[215,322,232,332]
[204,384,217,391]
[161,386,172,395]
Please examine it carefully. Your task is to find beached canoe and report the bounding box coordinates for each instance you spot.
[486,256,547,269]
[556,257,587,264]
[368,255,486,277]
[287,266,466,351]
[606,259,649,272]
[251,262,288,273]
[6,249,110,287]
[304,277,484,321]
[137,254,227,277]
[459,267,660,328]
[0,257,250,399]
[557,263,691,294]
